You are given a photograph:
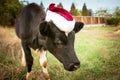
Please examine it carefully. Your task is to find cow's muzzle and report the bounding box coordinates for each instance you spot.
[65,62,80,71]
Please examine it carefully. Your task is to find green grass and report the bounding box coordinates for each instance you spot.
[0,26,120,80]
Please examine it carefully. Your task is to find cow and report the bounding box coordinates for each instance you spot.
[15,3,84,80]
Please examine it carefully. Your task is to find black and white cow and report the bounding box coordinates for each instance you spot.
[15,3,84,80]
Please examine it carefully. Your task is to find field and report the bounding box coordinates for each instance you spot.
[0,26,120,80]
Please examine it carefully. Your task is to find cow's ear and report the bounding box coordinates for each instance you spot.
[39,21,50,36]
[73,22,84,33]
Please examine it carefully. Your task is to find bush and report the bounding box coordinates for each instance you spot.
[0,0,23,27]
[106,17,120,26]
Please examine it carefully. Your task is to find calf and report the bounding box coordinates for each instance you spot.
[15,3,84,80]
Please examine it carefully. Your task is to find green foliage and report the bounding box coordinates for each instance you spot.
[70,3,76,15]
[95,9,112,17]
[82,3,89,16]
[113,7,120,18]
[106,7,120,25]
[70,3,81,16]
[20,0,29,5]
[88,9,93,16]
[0,0,23,26]
[40,1,45,10]
[96,7,120,25]
[57,2,63,8]
[107,17,120,26]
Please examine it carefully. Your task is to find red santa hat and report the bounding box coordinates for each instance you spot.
[46,3,75,33]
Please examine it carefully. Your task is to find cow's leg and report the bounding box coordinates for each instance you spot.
[21,42,33,80]
[39,48,50,80]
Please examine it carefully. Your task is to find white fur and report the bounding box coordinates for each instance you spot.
[39,50,50,79]
[46,10,75,33]
[39,51,47,66]
[21,47,26,66]
[26,72,30,79]
[39,50,48,73]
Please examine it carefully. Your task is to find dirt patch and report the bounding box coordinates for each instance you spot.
[103,27,120,39]
[114,26,120,34]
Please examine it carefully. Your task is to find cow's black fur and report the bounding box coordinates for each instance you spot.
[15,3,84,74]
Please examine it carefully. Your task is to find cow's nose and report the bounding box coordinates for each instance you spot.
[68,62,80,71]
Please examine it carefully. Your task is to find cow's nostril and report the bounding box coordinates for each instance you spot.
[69,62,80,71]
[74,65,79,68]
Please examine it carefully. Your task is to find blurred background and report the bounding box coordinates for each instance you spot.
[0,0,120,27]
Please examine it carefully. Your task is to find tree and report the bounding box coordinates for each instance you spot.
[103,7,120,26]
[19,0,29,5]
[82,3,89,16]
[40,1,45,10]
[70,3,81,16]
[70,3,76,15]
[88,9,93,16]
[0,0,23,26]
[109,7,120,25]
[95,9,111,17]
[57,2,63,8]
[113,7,120,18]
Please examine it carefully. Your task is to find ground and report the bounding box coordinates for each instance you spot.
[0,25,120,80]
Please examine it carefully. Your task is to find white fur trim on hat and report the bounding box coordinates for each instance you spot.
[45,10,75,33]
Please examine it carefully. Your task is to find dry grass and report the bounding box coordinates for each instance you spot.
[0,27,48,80]
[0,27,21,55]
[0,27,23,80]
[0,63,24,80]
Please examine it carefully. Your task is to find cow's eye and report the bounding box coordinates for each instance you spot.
[54,39,63,48]
[56,41,63,45]
[56,42,63,48]
[55,40,63,45]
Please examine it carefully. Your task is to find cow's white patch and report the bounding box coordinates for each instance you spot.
[35,49,39,53]
[39,50,47,67]
[65,33,68,37]
[46,10,75,33]
[21,47,26,66]
[39,50,48,73]
[26,72,30,80]
[39,49,50,79]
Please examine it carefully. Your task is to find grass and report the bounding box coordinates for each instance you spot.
[0,26,120,80]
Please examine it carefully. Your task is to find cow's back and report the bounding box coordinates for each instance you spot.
[15,3,46,43]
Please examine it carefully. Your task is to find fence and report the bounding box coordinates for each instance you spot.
[74,16,106,26]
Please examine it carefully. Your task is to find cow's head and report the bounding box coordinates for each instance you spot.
[39,3,84,71]
[39,21,84,71]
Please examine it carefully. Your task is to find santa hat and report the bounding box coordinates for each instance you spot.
[46,3,75,33]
